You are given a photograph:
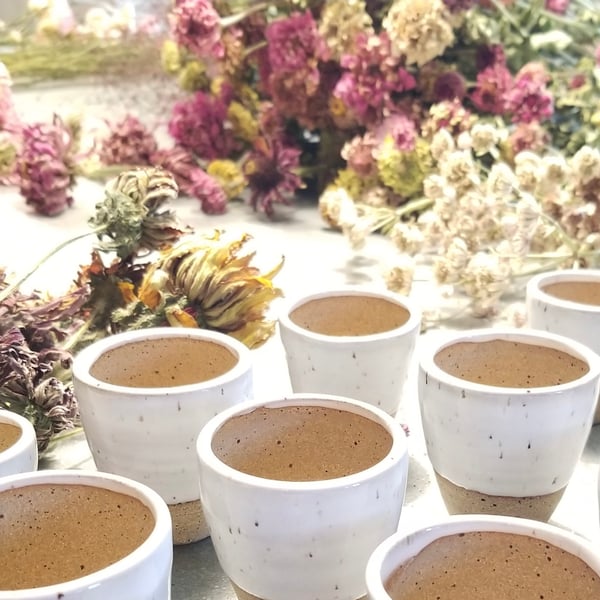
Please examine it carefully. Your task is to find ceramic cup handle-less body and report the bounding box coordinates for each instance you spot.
[0,410,38,478]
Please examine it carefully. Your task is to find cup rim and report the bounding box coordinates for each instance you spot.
[196,393,408,492]
[277,286,421,344]
[419,327,600,394]
[71,326,252,395]
[527,268,600,313]
[0,411,37,467]
[0,469,172,599]
[365,514,600,599]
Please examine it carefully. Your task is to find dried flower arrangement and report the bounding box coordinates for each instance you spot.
[0,167,283,453]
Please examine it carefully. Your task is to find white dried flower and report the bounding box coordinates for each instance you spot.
[470,123,501,156]
[502,302,528,328]
[462,251,511,308]
[514,151,543,192]
[570,145,600,186]
[439,150,480,191]
[430,129,455,162]
[389,222,425,254]
[384,255,415,295]
[319,186,356,227]
[361,185,390,208]
[541,155,570,186]
[486,162,518,198]
[445,236,470,271]
[515,192,542,235]
[456,131,472,151]
[344,219,373,250]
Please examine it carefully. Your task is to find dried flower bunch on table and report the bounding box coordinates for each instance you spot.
[0,167,284,453]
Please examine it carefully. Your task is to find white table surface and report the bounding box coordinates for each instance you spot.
[2,79,599,599]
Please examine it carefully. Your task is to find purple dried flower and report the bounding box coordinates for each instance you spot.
[471,62,513,115]
[433,71,466,102]
[475,44,506,72]
[442,0,476,11]
[504,62,554,124]
[17,115,76,216]
[100,115,158,167]
[169,0,224,59]
[151,145,201,196]
[188,169,228,214]
[168,90,238,160]
[243,136,303,217]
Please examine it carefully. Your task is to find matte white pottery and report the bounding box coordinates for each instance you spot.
[196,394,409,600]
[278,287,421,416]
[72,327,254,544]
[418,328,600,513]
[0,469,173,600]
[526,268,600,423]
[365,514,600,600]
[0,410,38,477]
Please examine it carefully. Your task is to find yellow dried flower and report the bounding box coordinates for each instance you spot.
[227,101,259,143]
[143,231,284,348]
[206,159,247,200]
[319,0,374,60]
[160,40,182,74]
[178,60,209,92]
[376,137,432,198]
[237,84,260,112]
[333,168,376,200]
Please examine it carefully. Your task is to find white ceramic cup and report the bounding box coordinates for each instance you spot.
[72,327,254,544]
[418,327,600,521]
[196,393,409,600]
[0,469,173,600]
[0,410,38,477]
[278,287,421,416]
[365,514,600,600]
[527,268,600,423]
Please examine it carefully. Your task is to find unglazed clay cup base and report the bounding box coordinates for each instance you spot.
[168,499,209,545]
[435,472,566,522]
[231,582,366,600]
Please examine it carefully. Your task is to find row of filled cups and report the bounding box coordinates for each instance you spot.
[1,266,600,599]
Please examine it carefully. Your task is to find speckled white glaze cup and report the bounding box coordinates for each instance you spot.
[418,328,600,521]
[0,410,38,477]
[365,514,600,600]
[0,469,172,600]
[72,327,254,545]
[196,393,409,600]
[527,268,600,424]
[278,287,421,416]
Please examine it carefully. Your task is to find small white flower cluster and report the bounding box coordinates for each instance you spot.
[322,120,600,322]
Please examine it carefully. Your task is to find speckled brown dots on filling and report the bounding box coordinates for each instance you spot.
[0,483,154,590]
[384,531,600,600]
[212,405,392,481]
[434,339,589,387]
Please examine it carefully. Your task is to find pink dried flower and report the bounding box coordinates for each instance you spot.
[504,62,554,124]
[0,78,19,134]
[188,169,228,214]
[375,113,417,152]
[341,133,378,177]
[17,115,76,217]
[168,90,238,160]
[442,0,476,11]
[595,45,600,66]
[476,44,506,71]
[265,11,329,73]
[333,32,416,126]
[545,0,569,13]
[507,122,550,156]
[243,136,303,217]
[169,0,224,59]
[100,115,157,167]
[471,62,512,115]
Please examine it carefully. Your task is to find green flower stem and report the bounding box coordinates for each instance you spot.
[0,228,105,305]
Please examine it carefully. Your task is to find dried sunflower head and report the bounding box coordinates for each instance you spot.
[115,231,284,349]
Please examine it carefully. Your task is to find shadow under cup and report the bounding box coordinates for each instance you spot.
[418,328,600,522]
[196,394,409,600]
[72,327,254,545]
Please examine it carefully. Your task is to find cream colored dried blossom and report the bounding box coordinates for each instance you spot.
[417,210,445,249]
[541,155,570,186]
[570,145,600,186]
[515,192,542,235]
[383,0,454,66]
[430,129,455,162]
[344,218,374,250]
[470,123,503,156]
[462,252,511,316]
[445,237,470,272]
[514,151,543,192]
[439,150,480,192]
[318,186,355,228]
[389,222,425,254]
[319,0,374,59]
[423,174,453,202]
[433,256,457,284]
[384,255,415,295]
[502,302,527,328]
[360,185,391,208]
[486,162,518,199]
